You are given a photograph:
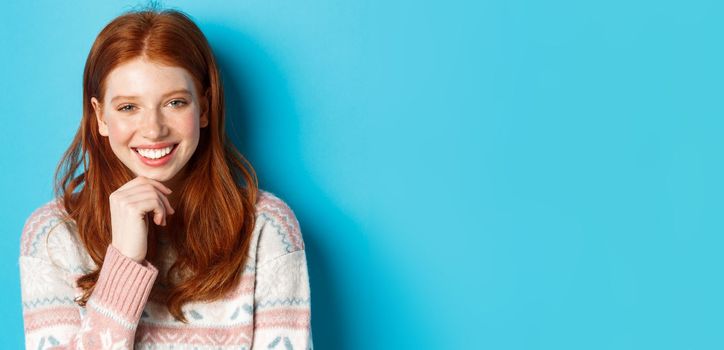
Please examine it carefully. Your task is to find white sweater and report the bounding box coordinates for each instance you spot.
[19,189,313,349]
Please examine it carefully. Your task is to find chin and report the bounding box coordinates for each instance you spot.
[131,168,177,182]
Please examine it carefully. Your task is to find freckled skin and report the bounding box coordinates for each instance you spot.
[91,57,209,191]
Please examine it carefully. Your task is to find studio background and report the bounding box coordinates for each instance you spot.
[2,0,723,349]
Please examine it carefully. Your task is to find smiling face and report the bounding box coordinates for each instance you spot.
[91,57,208,189]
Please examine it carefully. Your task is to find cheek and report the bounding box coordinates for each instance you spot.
[176,113,201,138]
[181,119,199,134]
[105,120,135,146]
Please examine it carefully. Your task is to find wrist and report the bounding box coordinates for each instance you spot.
[111,242,146,263]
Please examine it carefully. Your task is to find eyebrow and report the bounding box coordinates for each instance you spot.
[110,89,192,104]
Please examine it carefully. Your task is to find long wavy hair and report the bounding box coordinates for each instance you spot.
[53,8,258,323]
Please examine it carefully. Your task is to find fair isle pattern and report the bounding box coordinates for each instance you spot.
[23,307,80,332]
[20,199,96,276]
[135,323,254,347]
[19,189,313,349]
[20,198,63,257]
[256,297,312,309]
[255,192,305,254]
[251,249,312,350]
[21,294,76,310]
[255,309,311,329]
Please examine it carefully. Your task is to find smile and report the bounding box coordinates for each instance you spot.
[136,145,174,159]
[132,144,179,166]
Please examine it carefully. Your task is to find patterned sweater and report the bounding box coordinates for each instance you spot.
[19,190,313,350]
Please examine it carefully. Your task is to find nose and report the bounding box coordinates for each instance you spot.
[140,107,168,139]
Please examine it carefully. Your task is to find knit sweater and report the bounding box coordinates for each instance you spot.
[19,190,313,350]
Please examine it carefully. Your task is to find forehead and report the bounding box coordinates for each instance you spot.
[103,58,197,100]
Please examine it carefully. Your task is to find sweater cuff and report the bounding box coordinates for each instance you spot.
[92,244,159,322]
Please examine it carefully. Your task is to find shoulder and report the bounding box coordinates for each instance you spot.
[20,198,90,271]
[253,189,305,265]
[20,198,68,257]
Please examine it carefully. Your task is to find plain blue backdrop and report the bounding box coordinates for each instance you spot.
[2,0,723,348]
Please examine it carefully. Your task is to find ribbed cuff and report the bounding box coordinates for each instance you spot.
[92,244,159,322]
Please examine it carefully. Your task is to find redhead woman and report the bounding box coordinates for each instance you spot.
[19,7,313,350]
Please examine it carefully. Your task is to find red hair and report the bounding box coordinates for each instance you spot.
[53,8,258,323]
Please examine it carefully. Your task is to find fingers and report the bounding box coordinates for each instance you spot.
[113,176,175,227]
[124,191,173,226]
[123,184,175,213]
[159,191,175,215]
[117,176,173,195]
[153,202,165,226]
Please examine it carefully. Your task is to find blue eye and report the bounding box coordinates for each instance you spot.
[169,99,187,108]
[118,104,136,112]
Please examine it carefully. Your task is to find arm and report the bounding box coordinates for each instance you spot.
[20,205,158,350]
[251,250,314,350]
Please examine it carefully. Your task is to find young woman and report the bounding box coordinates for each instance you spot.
[19,7,313,349]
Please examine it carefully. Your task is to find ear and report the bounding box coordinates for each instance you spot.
[91,97,108,136]
[200,112,209,128]
[199,94,209,128]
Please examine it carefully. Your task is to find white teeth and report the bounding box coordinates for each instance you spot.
[136,145,173,159]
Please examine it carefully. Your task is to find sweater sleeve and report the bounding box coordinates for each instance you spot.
[251,250,313,350]
[19,203,158,350]
[250,191,313,349]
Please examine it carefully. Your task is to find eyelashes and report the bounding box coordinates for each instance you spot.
[168,99,188,108]
[118,104,136,112]
[116,99,188,112]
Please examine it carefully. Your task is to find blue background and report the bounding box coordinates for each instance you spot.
[2,0,723,348]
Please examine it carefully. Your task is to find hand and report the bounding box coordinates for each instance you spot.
[108,176,175,262]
